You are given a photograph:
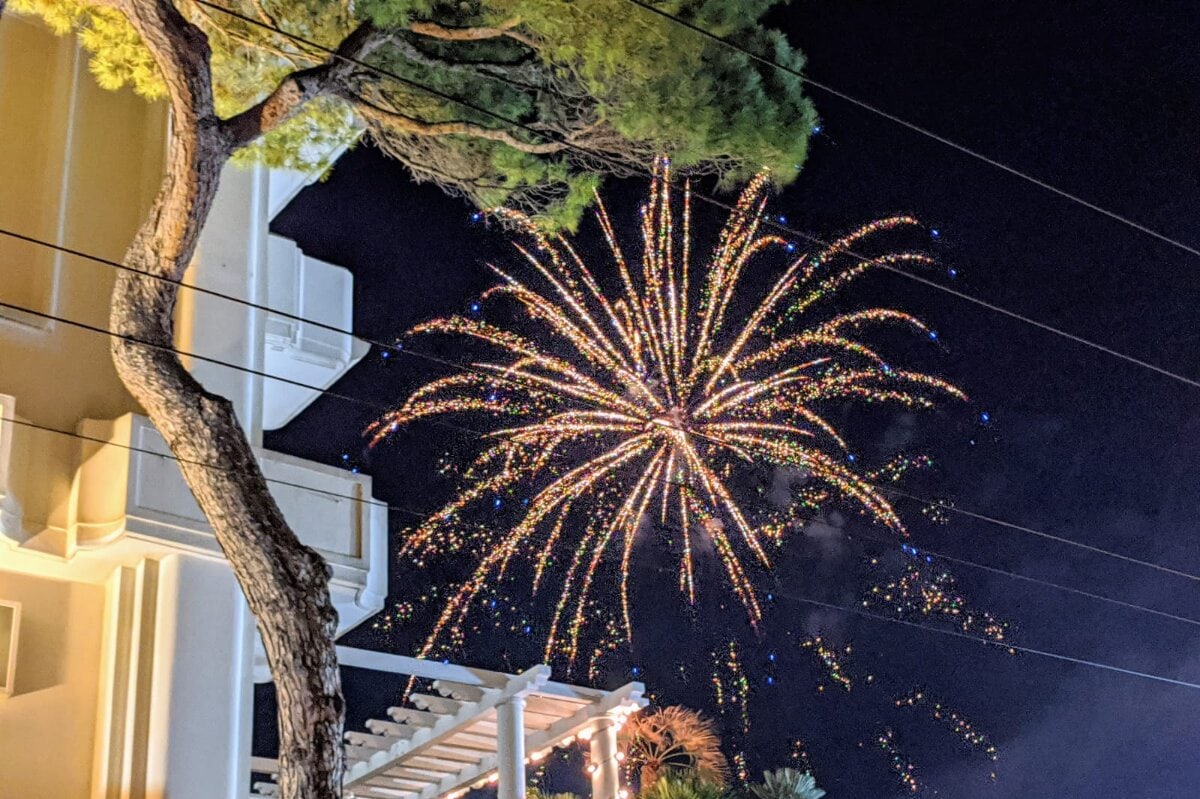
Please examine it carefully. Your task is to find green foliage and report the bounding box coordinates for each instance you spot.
[747,768,825,799]
[16,0,817,227]
[496,0,817,184]
[641,773,731,799]
[229,96,359,174]
[12,0,166,99]
[526,787,581,799]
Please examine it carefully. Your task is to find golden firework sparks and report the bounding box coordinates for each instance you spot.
[370,158,964,665]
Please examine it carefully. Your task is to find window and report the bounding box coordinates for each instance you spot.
[0,599,19,695]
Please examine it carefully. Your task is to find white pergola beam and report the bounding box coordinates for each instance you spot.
[260,650,645,799]
[432,681,488,702]
[350,784,417,799]
[367,719,422,739]
[410,693,466,715]
[387,707,441,727]
[338,646,511,688]
[412,681,647,799]
[346,665,550,788]
[348,731,400,750]
[524,681,646,755]
[425,746,488,764]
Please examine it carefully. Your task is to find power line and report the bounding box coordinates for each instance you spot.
[7,296,1200,629]
[844,528,1200,629]
[5,294,1200,648]
[6,402,1198,642]
[770,588,1200,691]
[190,0,1200,393]
[0,411,393,516]
[6,228,1200,585]
[872,481,1200,583]
[620,0,1200,263]
[9,2,1200,600]
[0,298,381,412]
[9,409,1199,697]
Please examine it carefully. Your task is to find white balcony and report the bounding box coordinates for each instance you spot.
[72,413,386,635]
[262,234,369,430]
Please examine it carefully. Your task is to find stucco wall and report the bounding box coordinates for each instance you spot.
[0,570,105,798]
[0,13,166,534]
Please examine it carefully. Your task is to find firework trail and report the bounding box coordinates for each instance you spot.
[372,158,962,664]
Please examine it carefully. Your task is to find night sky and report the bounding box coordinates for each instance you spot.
[264,2,1200,796]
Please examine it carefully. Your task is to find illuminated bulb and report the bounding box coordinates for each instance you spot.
[488,774,499,785]
[616,752,626,762]
[587,765,597,774]
[579,728,593,741]
[620,791,629,798]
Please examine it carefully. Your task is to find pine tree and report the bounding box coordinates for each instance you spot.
[9,2,817,797]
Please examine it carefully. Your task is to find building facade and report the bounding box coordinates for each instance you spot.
[0,13,383,798]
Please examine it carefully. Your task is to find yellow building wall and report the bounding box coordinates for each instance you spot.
[0,570,106,798]
[0,13,166,534]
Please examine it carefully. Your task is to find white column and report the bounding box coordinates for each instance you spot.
[496,696,527,799]
[589,717,621,799]
[143,554,255,798]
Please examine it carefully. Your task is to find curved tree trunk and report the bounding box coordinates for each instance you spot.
[107,1,353,796]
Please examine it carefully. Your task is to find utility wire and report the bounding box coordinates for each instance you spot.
[770,588,1200,691]
[844,528,1200,629]
[7,279,1200,604]
[7,404,1199,644]
[872,481,1200,583]
[0,298,381,411]
[620,0,1200,262]
[5,301,1200,669]
[191,0,1200,393]
[5,231,1200,584]
[5,1,1197,624]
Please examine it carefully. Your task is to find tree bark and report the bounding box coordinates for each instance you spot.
[108,2,351,796]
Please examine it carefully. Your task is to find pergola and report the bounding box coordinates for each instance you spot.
[250,646,647,799]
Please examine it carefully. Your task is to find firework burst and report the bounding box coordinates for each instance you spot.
[371,158,964,665]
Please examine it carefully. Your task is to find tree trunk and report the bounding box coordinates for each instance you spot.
[108,2,344,796]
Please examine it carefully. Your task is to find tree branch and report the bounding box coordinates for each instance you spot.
[221,21,391,150]
[389,33,541,88]
[410,17,537,48]
[348,93,567,155]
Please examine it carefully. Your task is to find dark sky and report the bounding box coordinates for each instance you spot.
[265,2,1200,796]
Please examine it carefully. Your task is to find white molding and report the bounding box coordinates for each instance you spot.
[0,599,20,696]
[0,395,21,541]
